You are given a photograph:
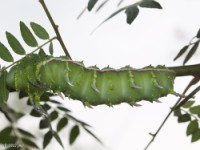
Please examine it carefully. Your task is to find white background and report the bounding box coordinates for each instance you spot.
[0,0,200,150]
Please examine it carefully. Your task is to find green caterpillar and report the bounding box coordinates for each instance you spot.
[6,54,176,106]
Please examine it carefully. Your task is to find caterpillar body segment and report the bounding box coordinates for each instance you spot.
[6,54,176,106]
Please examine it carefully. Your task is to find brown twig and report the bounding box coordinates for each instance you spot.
[175,85,200,109]
[144,100,181,150]
[39,0,72,59]
[168,64,200,77]
[144,77,199,150]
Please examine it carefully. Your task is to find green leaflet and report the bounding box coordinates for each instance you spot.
[88,0,98,11]
[30,22,49,40]
[0,42,14,62]
[125,6,139,24]
[139,0,162,9]
[20,21,38,47]
[6,32,26,55]
[6,54,176,106]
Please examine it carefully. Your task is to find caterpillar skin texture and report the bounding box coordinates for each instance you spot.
[6,54,176,106]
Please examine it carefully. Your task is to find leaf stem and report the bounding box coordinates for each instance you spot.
[39,0,72,59]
